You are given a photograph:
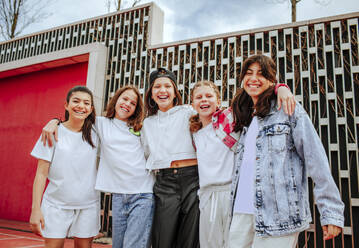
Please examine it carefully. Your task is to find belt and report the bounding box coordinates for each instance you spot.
[154,165,198,176]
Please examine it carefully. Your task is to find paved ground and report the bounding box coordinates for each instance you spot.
[0,219,111,248]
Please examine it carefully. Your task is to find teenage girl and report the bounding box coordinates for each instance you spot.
[41,85,155,248]
[228,55,344,247]
[30,86,100,248]
[141,68,199,248]
[189,81,233,248]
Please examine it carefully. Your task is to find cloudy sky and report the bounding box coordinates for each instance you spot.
[23,0,359,43]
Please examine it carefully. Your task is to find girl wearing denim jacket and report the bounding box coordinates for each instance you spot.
[228,55,344,248]
[190,80,295,248]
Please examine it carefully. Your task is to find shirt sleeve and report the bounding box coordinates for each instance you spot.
[95,116,104,140]
[182,104,197,120]
[141,124,150,160]
[291,104,344,227]
[30,136,55,163]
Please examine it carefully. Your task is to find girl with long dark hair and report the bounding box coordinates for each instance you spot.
[229,55,344,247]
[30,86,99,248]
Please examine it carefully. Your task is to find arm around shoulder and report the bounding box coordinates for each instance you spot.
[41,119,60,147]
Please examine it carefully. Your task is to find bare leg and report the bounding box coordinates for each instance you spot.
[74,237,94,248]
[44,238,65,248]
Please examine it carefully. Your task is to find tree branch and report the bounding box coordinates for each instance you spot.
[0,0,52,40]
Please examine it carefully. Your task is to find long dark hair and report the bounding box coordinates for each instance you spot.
[105,85,144,132]
[189,81,220,133]
[144,76,183,117]
[232,55,277,132]
[65,86,96,148]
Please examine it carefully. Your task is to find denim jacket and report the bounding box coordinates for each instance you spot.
[230,101,344,237]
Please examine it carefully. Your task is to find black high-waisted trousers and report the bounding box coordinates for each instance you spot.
[151,166,200,248]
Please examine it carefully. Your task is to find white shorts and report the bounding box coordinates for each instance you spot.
[40,200,100,238]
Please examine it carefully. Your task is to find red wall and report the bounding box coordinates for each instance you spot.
[0,62,88,221]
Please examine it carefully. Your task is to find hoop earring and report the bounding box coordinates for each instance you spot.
[149,99,156,108]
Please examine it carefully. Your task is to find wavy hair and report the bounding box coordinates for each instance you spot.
[106,85,144,132]
[189,81,221,133]
[232,55,277,132]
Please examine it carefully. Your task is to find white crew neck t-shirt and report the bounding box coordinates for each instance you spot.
[193,124,234,189]
[94,117,154,194]
[31,124,100,209]
[141,105,197,170]
[234,116,259,214]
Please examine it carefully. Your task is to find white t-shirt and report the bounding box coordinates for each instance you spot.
[31,124,100,209]
[141,105,197,170]
[95,117,154,194]
[193,124,234,188]
[234,116,259,214]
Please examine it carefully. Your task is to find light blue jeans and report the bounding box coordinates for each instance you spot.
[112,193,154,248]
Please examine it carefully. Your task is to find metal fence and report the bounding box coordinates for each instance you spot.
[0,3,358,247]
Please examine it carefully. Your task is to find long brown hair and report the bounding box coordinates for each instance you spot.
[106,85,144,132]
[232,55,277,132]
[144,77,183,117]
[65,86,96,148]
[189,81,220,133]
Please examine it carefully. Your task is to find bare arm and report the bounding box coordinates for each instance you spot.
[29,159,50,237]
[41,119,60,147]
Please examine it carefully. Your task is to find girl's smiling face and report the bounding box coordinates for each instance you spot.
[65,91,93,121]
[192,85,220,122]
[151,77,176,112]
[115,89,138,121]
[243,62,274,104]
